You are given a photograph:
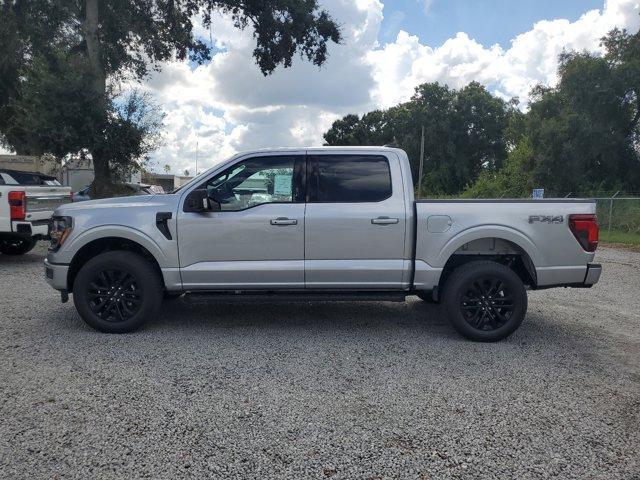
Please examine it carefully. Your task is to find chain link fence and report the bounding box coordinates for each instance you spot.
[592,195,640,241]
[548,192,637,243]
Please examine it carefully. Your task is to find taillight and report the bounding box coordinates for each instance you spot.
[8,191,26,221]
[569,214,599,252]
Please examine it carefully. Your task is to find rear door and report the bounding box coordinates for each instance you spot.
[304,152,408,289]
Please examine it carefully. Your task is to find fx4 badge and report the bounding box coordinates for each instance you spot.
[529,215,564,224]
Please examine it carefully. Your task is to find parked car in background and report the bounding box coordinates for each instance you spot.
[0,169,72,255]
[45,147,601,341]
[73,183,164,202]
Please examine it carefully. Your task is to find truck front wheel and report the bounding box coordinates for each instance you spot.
[73,251,163,333]
[0,237,37,255]
[442,260,527,342]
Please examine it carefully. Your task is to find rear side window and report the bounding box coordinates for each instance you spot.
[308,155,392,203]
[0,171,57,185]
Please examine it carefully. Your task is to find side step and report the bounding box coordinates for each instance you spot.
[183,290,407,303]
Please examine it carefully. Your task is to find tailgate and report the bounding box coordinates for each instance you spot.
[24,186,72,222]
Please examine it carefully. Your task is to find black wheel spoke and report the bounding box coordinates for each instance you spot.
[459,274,514,331]
[87,267,142,323]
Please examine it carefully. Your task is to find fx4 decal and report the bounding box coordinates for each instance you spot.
[529,215,564,224]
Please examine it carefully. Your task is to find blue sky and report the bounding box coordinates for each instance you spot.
[380,0,604,46]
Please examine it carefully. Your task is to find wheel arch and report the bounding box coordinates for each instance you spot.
[67,236,164,293]
[434,229,540,299]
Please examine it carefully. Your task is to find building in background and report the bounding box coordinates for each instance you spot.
[141,172,193,192]
[1,153,190,193]
[0,154,59,177]
[61,156,95,192]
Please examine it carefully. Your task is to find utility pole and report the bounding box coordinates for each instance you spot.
[417,125,425,199]
[608,191,620,237]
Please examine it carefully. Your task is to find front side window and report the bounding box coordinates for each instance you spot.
[308,155,392,203]
[202,155,301,211]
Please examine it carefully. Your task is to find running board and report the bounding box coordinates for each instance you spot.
[183,290,407,303]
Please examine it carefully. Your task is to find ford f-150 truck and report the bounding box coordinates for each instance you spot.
[44,147,601,341]
[1,169,72,255]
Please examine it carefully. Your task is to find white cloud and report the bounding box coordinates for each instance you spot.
[139,0,640,173]
[422,0,434,16]
[369,0,640,108]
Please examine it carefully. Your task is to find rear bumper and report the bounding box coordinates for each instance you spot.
[44,258,69,291]
[583,263,602,286]
[10,220,50,239]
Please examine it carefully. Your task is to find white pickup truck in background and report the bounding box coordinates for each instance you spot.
[44,147,601,341]
[0,169,72,255]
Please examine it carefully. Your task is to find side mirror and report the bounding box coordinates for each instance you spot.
[184,189,221,212]
[184,189,207,212]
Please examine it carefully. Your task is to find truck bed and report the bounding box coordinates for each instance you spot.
[412,199,597,289]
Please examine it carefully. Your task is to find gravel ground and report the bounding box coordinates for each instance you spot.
[0,244,638,480]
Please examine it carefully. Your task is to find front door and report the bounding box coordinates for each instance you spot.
[177,153,306,290]
[304,153,408,289]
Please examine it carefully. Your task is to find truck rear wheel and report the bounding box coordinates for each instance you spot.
[73,251,162,333]
[442,260,527,342]
[0,237,37,255]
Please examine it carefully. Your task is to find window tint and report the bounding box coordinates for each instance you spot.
[309,155,392,203]
[202,156,301,211]
[0,171,58,185]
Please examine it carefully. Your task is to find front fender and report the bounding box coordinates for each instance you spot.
[56,225,172,268]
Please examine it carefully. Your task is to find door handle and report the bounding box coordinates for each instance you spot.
[371,216,399,225]
[270,217,298,226]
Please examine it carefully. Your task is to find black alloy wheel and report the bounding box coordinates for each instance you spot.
[87,269,143,322]
[73,251,162,333]
[443,260,527,342]
[459,276,514,331]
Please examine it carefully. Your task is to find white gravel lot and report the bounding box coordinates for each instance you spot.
[0,244,638,479]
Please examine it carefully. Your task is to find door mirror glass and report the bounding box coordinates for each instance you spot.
[184,189,212,212]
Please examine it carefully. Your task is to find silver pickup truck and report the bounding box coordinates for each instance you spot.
[44,147,601,341]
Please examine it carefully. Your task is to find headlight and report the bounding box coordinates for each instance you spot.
[49,216,73,251]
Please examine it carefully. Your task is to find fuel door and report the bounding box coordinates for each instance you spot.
[427,215,452,233]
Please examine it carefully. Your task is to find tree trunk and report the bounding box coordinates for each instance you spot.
[83,0,112,197]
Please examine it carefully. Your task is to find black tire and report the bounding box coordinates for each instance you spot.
[416,291,437,303]
[73,251,162,333]
[0,237,37,255]
[442,260,527,342]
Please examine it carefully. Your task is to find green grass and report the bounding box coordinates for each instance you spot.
[600,229,640,247]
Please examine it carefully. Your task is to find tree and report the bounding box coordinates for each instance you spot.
[519,29,640,195]
[1,0,341,196]
[184,169,190,176]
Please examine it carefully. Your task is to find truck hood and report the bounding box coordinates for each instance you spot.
[55,194,179,215]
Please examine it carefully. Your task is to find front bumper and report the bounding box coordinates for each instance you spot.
[584,263,602,286]
[44,258,69,291]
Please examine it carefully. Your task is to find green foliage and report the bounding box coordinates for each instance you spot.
[467,28,640,198]
[462,137,535,198]
[2,51,101,156]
